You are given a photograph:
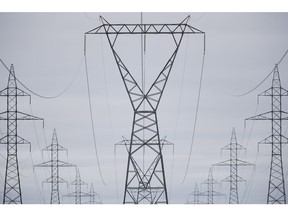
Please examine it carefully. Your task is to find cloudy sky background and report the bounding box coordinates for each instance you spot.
[0,12,288,204]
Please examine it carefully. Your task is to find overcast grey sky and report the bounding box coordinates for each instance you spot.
[0,12,288,204]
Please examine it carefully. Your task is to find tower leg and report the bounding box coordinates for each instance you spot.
[124,111,168,204]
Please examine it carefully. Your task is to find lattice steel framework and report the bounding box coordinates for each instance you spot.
[246,65,288,204]
[85,183,102,204]
[213,128,253,204]
[64,168,89,204]
[34,129,75,204]
[86,16,204,204]
[186,183,204,204]
[0,64,43,204]
[200,168,225,204]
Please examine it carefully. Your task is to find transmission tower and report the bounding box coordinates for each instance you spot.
[246,64,288,204]
[200,168,225,204]
[64,168,89,204]
[213,128,253,204]
[34,129,75,204]
[85,183,102,204]
[0,64,43,204]
[186,183,204,204]
[86,16,204,204]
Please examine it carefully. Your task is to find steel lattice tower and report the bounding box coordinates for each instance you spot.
[246,65,288,204]
[186,183,204,204]
[200,168,225,204]
[86,16,204,204]
[0,64,43,204]
[64,168,89,204]
[213,128,253,204]
[34,129,75,204]
[85,183,102,204]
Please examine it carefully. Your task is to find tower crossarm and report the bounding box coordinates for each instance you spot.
[202,179,220,185]
[221,143,246,151]
[34,160,75,168]
[236,159,254,167]
[213,159,254,176]
[221,175,246,183]
[63,191,90,198]
[85,16,204,35]
[70,180,88,186]
[258,135,288,145]
[0,111,44,122]
[42,144,68,152]
[0,87,30,97]
[213,160,231,167]
[246,111,288,121]
[200,191,225,197]
[42,176,68,185]
[115,137,174,153]
[0,135,30,145]
[258,87,288,97]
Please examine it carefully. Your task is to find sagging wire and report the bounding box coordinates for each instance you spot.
[231,49,288,97]
[29,104,48,203]
[238,101,259,203]
[0,56,84,100]
[0,129,4,184]
[0,129,6,160]
[113,142,120,204]
[84,35,106,186]
[141,11,146,181]
[181,33,206,185]
[100,33,118,201]
[170,33,190,199]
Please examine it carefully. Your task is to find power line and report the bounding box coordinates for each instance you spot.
[231,49,288,97]
[170,33,190,200]
[0,129,6,160]
[29,105,47,204]
[181,45,206,185]
[83,13,98,21]
[30,151,46,204]
[190,13,206,22]
[0,56,84,99]
[84,53,106,185]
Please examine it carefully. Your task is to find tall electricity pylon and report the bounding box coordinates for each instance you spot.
[246,65,288,204]
[200,168,225,204]
[186,183,204,204]
[86,16,205,204]
[64,168,89,204]
[213,128,253,204]
[34,129,75,204]
[0,64,43,204]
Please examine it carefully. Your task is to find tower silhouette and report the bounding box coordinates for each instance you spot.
[0,64,43,204]
[246,65,288,204]
[34,129,75,204]
[213,128,253,204]
[186,183,204,204]
[64,168,89,204]
[85,183,102,204]
[86,16,205,204]
[200,168,225,204]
